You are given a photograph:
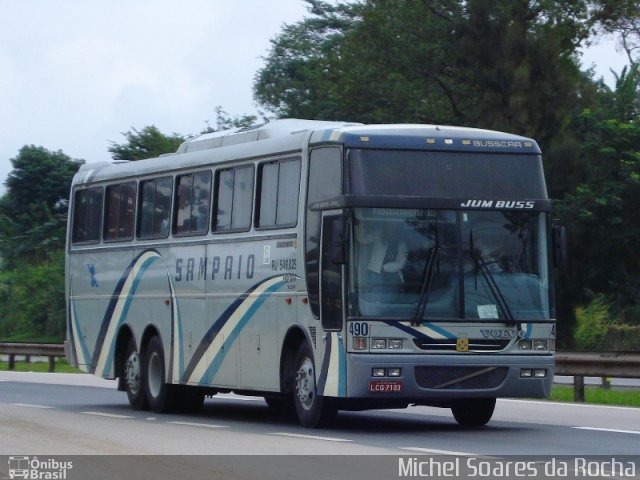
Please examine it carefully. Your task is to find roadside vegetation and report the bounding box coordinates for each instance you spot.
[1,1,640,351]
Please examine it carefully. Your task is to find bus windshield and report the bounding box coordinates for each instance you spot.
[349,208,550,321]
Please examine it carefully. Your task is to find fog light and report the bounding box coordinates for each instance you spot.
[372,368,386,377]
[519,340,532,350]
[371,338,387,349]
[534,369,547,378]
[533,340,547,351]
[520,369,533,378]
[388,339,403,350]
[388,368,402,377]
[353,337,368,350]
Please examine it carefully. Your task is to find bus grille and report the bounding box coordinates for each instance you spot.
[412,339,510,352]
[414,366,508,390]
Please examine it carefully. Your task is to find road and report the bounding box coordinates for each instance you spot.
[0,371,638,479]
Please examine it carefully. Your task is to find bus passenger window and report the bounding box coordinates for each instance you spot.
[257,158,300,228]
[138,177,172,238]
[104,183,136,241]
[72,187,103,244]
[174,171,211,236]
[213,165,254,232]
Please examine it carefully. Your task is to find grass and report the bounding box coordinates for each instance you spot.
[548,385,640,407]
[0,334,63,343]
[0,359,82,374]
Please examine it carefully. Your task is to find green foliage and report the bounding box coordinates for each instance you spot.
[574,297,611,350]
[108,125,185,160]
[0,146,82,269]
[0,250,66,341]
[201,106,264,133]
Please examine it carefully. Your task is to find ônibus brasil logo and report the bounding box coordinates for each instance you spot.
[8,456,73,480]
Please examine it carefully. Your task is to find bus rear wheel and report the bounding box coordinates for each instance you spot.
[451,398,496,427]
[124,337,148,410]
[292,342,336,428]
[143,335,178,413]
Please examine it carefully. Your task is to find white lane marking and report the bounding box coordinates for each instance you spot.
[400,447,485,457]
[270,432,352,443]
[81,411,133,419]
[500,398,640,412]
[169,421,227,429]
[146,417,157,421]
[573,427,640,435]
[11,403,53,409]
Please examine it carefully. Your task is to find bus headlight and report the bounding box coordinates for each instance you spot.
[371,338,387,349]
[388,339,403,350]
[533,340,548,351]
[518,340,532,350]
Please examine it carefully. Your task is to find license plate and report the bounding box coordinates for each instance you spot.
[368,380,403,393]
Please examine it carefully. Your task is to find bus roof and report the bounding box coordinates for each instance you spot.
[73,119,541,186]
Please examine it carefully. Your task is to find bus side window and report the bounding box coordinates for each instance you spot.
[104,182,136,241]
[213,165,254,232]
[138,177,172,239]
[257,158,301,228]
[72,187,103,244]
[173,171,212,236]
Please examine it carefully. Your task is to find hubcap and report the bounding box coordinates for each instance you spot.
[124,351,140,395]
[148,351,162,399]
[296,357,315,411]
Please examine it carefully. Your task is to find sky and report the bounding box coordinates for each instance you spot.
[0,1,632,194]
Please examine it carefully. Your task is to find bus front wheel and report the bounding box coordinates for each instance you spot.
[293,342,336,428]
[143,335,177,413]
[124,337,148,410]
[451,398,496,427]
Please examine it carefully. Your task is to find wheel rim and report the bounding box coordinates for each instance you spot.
[124,351,141,395]
[148,351,163,399]
[296,356,315,411]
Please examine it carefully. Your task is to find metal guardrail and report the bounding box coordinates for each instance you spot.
[554,351,640,402]
[0,342,65,372]
[0,345,638,401]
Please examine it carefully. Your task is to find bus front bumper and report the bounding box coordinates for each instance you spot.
[346,353,554,400]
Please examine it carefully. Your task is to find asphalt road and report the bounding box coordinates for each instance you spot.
[0,371,638,458]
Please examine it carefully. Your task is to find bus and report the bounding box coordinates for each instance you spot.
[65,119,563,428]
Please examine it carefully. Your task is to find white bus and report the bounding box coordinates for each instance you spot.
[65,119,562,427]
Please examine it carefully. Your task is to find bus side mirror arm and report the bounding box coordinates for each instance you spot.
[552,224,567,268]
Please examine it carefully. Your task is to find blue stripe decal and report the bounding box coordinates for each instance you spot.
[524,323,533,339]
[199,280,286,385]
[423,322,457,339]
[99,255,159,377]
[337,335,347,397]
[383,320,435,341]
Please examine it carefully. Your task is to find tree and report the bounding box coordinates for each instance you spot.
[591,0,640,64]
[108,125,185,161]
[0,146,83,266]
[201,106,264,133]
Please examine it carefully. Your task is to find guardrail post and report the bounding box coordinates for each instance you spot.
[8,354,15,370]
[574,376,585,402]
[48,356,55,373]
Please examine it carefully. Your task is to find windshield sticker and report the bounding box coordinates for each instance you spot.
[477,304,499,319]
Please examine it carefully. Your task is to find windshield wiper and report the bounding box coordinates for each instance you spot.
[469,231,515,325]
[411,244,440,326]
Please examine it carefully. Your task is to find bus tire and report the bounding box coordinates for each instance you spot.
[124,337,148,410]
[293,342,336,428]
[451,398,496,427]
[143,335,177,413]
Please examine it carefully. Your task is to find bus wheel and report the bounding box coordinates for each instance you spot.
[124,337,148,410]
[143,335,177,413]
[451,398,496,427]
[293,342,336,428]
